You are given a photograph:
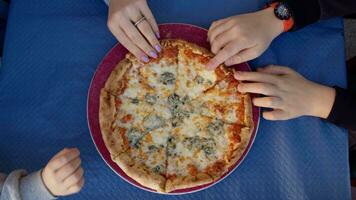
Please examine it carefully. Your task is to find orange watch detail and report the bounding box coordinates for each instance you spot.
[269,2,294,32]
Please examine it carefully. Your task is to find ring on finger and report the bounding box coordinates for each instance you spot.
[133,16,146,27]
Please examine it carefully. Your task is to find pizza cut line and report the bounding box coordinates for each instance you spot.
[99,39,254,193]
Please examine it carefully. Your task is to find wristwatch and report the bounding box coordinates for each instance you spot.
[267,2,294,32]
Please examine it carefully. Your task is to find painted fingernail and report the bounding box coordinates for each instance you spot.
[141,56,150,63]
[156,32,160,39]
[149,51,158,58]
[154,45,161,52]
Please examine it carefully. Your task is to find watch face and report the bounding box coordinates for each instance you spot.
[275,3,291,20]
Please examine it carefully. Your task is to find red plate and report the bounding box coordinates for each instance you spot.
[87,23,260,195]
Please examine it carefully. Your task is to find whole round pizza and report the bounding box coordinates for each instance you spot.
[99,39,254,193]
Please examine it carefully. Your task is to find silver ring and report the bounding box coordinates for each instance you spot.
[133,16,146,27]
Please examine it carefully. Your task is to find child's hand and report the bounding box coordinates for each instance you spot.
[234,65,336,120]
[42,148,84,196]
[206,8,284,70]
[107,0,161,62]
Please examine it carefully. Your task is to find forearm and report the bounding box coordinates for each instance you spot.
[326,87,356,131]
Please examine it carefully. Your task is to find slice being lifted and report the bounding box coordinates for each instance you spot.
[99,39,254,193]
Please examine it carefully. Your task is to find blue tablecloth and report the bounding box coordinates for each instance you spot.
[0,0,350,199]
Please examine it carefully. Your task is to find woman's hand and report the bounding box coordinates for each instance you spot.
[234,65,336,120]
[206,7,284,70]
[107,0,161,62]
[42,148,84,196]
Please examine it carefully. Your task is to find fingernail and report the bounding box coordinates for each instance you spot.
[234,71,242,79]
[237,84,243,92]
[206,61,215,71]
[156,32,160,39]
[149,51,158,58]
[141,56,150,63]
[154,45,161,52]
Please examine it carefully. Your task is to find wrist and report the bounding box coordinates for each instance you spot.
[41,168,57,197]
[309,83,336,119]
[260,7,284,39]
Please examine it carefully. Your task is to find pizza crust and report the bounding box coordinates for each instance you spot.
[113,152,166,192]
[104,58,132,95]
[170,39,214,58]
[165,172,213,192]
[99,90,120,156]
[227,127,253,169]
[243,94,254,127]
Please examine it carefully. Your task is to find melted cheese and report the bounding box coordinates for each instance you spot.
[109,41,251,180]
[175,48,217,99]
[139,59,177,98]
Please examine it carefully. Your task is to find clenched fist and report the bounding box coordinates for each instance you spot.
[42,148,84,196]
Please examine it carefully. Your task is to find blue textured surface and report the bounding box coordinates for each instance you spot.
[0,0,350,199]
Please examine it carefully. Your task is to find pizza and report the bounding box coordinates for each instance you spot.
[99,39,254,193]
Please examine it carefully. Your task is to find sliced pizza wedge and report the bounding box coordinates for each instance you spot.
[113,125,171,192]
[174,40,228,100]
[192,73,253,127]
[136,40,179,99]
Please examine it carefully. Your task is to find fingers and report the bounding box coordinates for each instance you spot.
[252,97,283,109]
[138,1,160,37]
[67,178,85,195]
[208,18,232,43]
[210,29,235,54]
[108,23,148,62]
[208,19,228,37]
[237,82,280,96]
[121,17,157,59]
[136,20,161,53]
[257,65,297,75]
[63,167,84,188]
[51,148,71,159]
[107,1,160,61]
[234,71,279,84]
[263,109,290,120]
[225,48,259,66]
[42,148,84,196]
[56,157,82,181]
[48,148,80,171]
[206,41,247,70]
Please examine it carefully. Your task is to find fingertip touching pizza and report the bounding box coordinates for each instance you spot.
[99,39,254,193]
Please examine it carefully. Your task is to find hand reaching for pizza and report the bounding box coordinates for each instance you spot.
[107,0,161,63]
[42,148,84,197]
[206,7,284,70]
[234,65,336,120]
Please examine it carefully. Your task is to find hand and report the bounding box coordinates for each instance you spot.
[42,148,84,196]
[107,0,161,62]
[234,65,336,120]
[206,7,284,70]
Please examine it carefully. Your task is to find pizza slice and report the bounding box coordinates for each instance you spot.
[164,113,223,192]
[174,40,228,100]
[113,125,170,193]
[192,73,253,127]
[136,40,179,99]
[164,110,253,192]
[100,89,172,192]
